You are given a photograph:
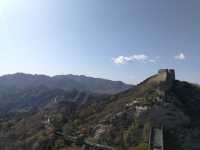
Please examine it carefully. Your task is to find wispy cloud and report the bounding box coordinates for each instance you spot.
[112,54,156,64]
[175,52,186,60]
[149,59,156,63]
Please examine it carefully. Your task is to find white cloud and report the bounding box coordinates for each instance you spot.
[175,53,186,60]
[112,54,156,64]
[149,59,156,63]
[112,56,128,64]
[131,54,148,61]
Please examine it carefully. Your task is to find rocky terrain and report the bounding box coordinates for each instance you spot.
[1,69,200,150]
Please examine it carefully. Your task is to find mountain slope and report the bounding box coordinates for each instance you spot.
[0,87,108,118]
[56,69,200,150]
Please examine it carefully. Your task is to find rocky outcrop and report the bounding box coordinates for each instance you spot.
[93,125,110,140]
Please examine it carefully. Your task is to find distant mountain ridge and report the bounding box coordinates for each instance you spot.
[0,73,132,94]
[0,73,132,119]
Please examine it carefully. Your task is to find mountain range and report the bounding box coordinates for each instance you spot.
[0,70,200,150]
[0,73,132,94]
[0,73,132,117]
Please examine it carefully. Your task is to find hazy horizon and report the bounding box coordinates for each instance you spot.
[0,0,200,84]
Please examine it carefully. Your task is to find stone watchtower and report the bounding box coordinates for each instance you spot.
[157,69,175,96]
[158,69,175,83]
[168,69,175,81]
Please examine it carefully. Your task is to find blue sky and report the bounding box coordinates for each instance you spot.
[0,0,200,84]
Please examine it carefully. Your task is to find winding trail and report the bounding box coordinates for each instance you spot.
[149,127,164,150]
